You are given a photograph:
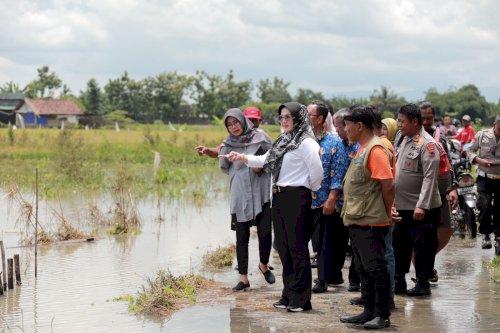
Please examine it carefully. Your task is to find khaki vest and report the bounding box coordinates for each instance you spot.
[342,137,392,226]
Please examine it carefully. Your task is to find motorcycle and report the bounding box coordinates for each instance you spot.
[449,139,477,238]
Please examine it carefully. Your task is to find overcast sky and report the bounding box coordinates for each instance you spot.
[1,0,499,103]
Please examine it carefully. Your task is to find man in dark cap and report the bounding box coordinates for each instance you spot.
[339,106,395,329]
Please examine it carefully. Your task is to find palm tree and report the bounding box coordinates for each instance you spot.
[369,86,407,116]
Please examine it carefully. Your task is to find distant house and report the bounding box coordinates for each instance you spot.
[16,98,84,127]
[0,93,25,125]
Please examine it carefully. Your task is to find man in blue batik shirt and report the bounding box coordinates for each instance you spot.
[307,103,359,293]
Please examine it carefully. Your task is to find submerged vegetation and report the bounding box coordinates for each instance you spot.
[202,244,236,269]
[7,183,91,244]
[0,125,277,243]
[113,270,213,316]
[108,163,140,234]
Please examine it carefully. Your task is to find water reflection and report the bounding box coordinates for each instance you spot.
[230,307,273,333]
[0,186,498,332]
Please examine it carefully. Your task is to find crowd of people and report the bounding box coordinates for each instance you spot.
[196,102,500,330]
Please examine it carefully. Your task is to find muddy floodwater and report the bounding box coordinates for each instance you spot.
[0,191,499,332]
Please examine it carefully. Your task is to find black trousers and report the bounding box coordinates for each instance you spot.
[349,225,391,319]
[272,188,312,308]
[311,208,324,254]
[348,247,360,285]
[477,176,500,238]
[393,208,439,283]
[234,202,272,275]
[317,211,349,282]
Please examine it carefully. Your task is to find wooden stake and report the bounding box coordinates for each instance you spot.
[0,241,6,291]
[7,258,13,289]
[14,254,21,285]
[0,273,3,295]
[35,168,39,278]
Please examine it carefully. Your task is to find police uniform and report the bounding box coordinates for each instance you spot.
[428,126,455,229]
[466,128,500,248]
[393,128,441,294]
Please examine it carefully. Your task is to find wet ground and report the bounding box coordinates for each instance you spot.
[0,194,499,332]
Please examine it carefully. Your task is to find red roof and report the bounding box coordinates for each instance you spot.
[25,99,84,116]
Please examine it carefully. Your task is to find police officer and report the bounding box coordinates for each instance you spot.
[466,114,500,255]
[419,102,459,282]
[393,103,442,296]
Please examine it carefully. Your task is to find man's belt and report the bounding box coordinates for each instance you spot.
[477,169,500,180]
[272,185,309,194]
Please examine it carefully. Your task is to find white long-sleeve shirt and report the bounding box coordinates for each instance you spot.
[247,137,323,192]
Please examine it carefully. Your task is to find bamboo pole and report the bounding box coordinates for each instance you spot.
[0,241,6,291]
[7,258,13,289]
[14,254,21,285]
[35,168,38,278]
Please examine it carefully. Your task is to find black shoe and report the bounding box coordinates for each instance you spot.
[232,281,250,292]
[328,278,344,286]
[406,283,431,296]
[287,302,312,312]
[430,268,439,283]
[273,298,288,309]
[482,234,492,249]
[258,265,276,284]
[312,279,328,293]
[349,296,365,306]
[363,317,390,329]
[311,257,318,268]
[348,283,360,292]
[340,310,373,324]
[394,276,407,295]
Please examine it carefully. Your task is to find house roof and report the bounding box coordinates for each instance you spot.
[25,98,84,116]
[0,93,25,100]
[0,93,25,112]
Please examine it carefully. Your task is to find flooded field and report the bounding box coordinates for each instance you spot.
[0,188,499,332]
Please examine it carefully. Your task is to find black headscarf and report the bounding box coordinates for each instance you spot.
[263,102,315,185]
[219,108,270,153]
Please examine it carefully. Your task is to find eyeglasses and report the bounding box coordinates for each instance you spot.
[278,115,293,122]
[226,120,241,128]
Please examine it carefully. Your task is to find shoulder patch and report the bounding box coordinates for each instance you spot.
[426,143,435,152]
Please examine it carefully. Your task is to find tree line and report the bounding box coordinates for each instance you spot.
[1,66,499,125]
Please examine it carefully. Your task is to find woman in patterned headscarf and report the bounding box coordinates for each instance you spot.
[224,102,323,312]
[219,108,275,292]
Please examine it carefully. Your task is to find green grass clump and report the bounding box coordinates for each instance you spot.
[114,270,213,316]
[487,256,500,283]
[202,244,236,269]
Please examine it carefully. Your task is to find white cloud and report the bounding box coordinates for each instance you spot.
[0,0,499,101]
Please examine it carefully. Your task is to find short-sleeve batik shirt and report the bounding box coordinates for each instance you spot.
[312,134,359,209]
